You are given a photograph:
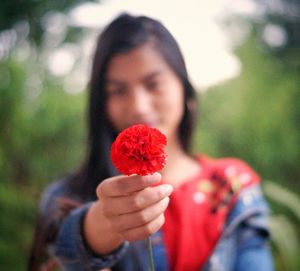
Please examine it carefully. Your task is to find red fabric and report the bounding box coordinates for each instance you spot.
[162,155,260,271]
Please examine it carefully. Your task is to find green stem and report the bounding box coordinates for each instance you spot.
[146,236,155,271]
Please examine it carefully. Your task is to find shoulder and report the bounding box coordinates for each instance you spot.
[200,155,261,189]
[39,177,71,214]
[203,183,273,271]
[196,155,263,215]
[209,157,271,234]
[225,183,270,235]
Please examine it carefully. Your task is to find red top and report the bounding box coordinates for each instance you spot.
[162,156,260,271]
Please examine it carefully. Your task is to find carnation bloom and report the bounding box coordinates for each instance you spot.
[111,124,167,176]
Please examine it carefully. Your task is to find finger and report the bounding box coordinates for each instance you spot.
[97,173,162,198]
[101,184,173,216]
[120,214,165,242]
[111,197,170,232]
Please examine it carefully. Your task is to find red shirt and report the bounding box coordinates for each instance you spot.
[162,156,260,271]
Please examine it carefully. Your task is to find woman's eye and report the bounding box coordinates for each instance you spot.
[107,87,127,97]
[146,81,159,90]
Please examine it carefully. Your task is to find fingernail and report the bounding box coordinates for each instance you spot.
[162,184,174,195]
[143,172,162,184]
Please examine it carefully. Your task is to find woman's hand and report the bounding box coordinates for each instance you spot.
[98,172,173,241]
[83,173,173,255]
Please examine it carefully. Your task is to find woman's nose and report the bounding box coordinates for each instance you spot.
[129,88,151,115]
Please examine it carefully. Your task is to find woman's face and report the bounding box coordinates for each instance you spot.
[105,43,185,141]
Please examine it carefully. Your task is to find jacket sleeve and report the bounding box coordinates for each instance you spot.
[203,184,274,271]
[230,184,274,271]
[40,180,129,271]
[52,203,129,271]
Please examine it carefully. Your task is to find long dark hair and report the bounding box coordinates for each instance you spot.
[28,13,197,270]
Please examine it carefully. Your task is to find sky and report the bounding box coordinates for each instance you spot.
[67,0,247,91]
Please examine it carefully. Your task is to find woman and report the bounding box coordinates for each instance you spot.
[29,13,274,271]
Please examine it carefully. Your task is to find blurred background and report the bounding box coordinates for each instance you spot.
[0,0,299,270]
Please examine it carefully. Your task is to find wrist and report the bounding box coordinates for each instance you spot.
[83,201,124,255]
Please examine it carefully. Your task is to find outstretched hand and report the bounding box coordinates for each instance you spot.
[97,173,173,241]
[83,173,173,255]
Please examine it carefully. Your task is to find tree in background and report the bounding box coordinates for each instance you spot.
[0,0,101,187]
[0,1,95,269]
[252,0,300,67]
[0,0,97,45]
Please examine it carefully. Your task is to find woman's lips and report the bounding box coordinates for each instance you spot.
[129,120,157,127]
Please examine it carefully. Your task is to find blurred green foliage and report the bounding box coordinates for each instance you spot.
[0,56,85,187]
[264,181,300,270]
[0,51,86,269]
[0,0,97,45]
[0,182,36,269]
[196,36,300,193]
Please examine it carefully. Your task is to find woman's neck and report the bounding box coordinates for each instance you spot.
[161,136,201,187]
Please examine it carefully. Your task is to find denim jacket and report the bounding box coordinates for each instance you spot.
[41,178,274,271]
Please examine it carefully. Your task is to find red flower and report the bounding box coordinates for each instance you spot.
[111,124,167,176]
